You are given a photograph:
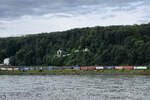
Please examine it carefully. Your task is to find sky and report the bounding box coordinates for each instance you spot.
[0,0,150,37]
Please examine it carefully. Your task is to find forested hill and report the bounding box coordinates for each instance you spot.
[0,23,150,66]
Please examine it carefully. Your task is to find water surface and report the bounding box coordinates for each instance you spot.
[0,75,150,100]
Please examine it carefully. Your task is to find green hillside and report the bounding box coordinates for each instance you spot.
[0,23,150,66]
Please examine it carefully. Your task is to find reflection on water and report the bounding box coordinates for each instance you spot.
[0,75,150,100]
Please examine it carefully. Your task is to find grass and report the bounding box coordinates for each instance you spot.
[0,69,150,75]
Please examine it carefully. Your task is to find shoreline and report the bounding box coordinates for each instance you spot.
[0,70,150,75]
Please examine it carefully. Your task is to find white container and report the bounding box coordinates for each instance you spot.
[0,68,7,71]
[134,66,147,70]
[13,68,19,70]
[96,66,104,70]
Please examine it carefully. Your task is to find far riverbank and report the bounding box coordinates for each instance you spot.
[0,70,150,75]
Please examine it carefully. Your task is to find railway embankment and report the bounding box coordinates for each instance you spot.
[0,70,150,75]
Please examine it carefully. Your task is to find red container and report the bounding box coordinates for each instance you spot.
[115,66,123,70]
[7,68,13,71]
[123,66,134,70]
[81,67,88,70]
[13,68,19,71]
[87,67,96,70]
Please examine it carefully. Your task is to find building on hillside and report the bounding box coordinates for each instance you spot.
[57,49,63,57]
[66,54,71,56]
[83,48,89,52]
[63,55,66,57]
[4,58,10,65]
[74,50,79,53]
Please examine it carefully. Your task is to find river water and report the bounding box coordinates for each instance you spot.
[0,75,150,100]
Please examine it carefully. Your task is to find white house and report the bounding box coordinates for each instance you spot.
[57,49,63,57]
[83,48,89,52]
[4,58,10,65]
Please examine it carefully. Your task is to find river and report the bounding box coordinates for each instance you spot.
[0,75,150,100]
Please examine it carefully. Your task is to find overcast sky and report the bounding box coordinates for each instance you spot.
[0,0,150,37]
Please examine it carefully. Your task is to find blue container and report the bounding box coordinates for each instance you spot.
[24,68,30,70]
[47,67,54,70]
[29,67,34,70]
[53,67,56,70]
[105,66,114,69]
[73,67,80,70]
[19,68,29,70]
[19,68,25,70]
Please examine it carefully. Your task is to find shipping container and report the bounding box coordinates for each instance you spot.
[29,67,34,70]
[19,68,25,71]
[105,66,114,70]
[0,68,7,71]
[47,67,54,70]
[96,66,104,70]
[19,67,29,71]
[115,66,124,70]
[13,68,19,71]
[7,68,13,71]
[81,67,88,70]
[73,67,80,70]
[134,66,147,70]
[123,66,134,70]
[24,68,30,70]
[87,67,96,70]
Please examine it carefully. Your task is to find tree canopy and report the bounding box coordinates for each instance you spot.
[0,23,150,66]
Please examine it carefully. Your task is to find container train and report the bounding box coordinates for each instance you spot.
[0,66,148,71]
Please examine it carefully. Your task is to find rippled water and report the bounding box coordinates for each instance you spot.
[0,75,150,100]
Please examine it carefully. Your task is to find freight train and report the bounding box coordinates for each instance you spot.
[0,66,148,71]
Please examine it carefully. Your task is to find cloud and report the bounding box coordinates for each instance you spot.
[0,0,150,37]
[0,0,147,20]
[0,27,6,30]
[0,22,6,30]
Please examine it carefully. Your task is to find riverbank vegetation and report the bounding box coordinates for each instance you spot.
[0,23,150,66]
[0,69,150,75]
